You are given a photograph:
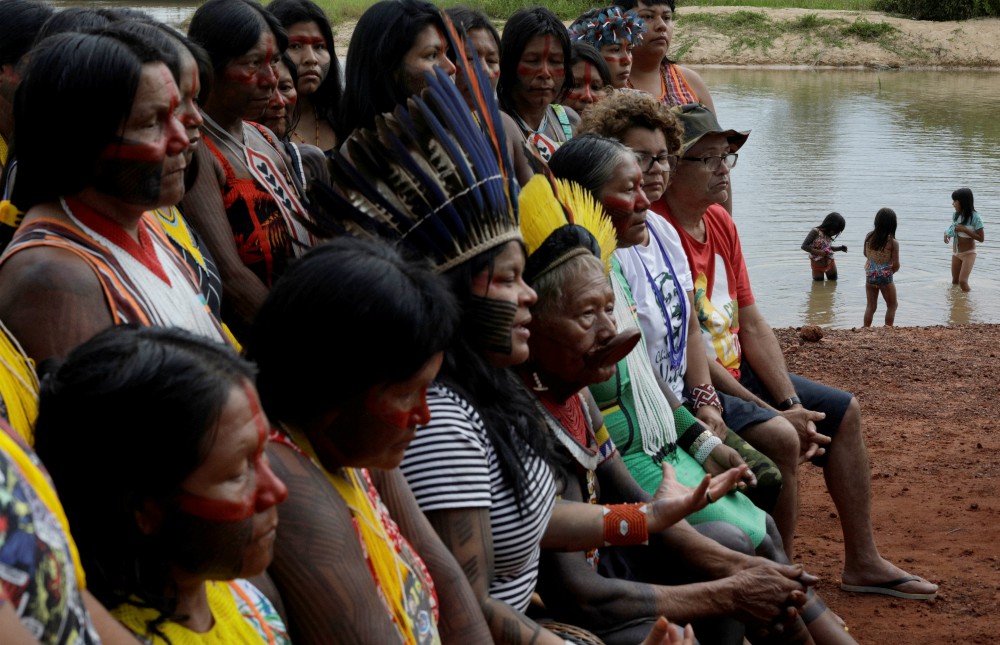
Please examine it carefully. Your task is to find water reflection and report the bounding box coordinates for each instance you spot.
[700,67,1000,328]
[53,0,199,26]
[946,286,977,326]
[804,279,840,328]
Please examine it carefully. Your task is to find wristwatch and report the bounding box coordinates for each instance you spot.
[778,396,802,411]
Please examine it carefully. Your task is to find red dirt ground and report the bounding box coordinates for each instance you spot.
[775,324,1000,643]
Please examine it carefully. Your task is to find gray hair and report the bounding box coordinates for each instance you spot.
[549,134,634,197]
[531,252,605,320]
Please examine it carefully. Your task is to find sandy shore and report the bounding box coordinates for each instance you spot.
[776,324,999,642]
[331,7,1000,69]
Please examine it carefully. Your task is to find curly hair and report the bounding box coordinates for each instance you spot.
[577,91,682,154]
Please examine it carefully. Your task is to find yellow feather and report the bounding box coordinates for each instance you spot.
[553,178,617,274]
[518,175,570,257]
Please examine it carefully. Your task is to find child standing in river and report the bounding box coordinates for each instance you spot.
[801,212,847,280]
[944,187,985,292]
[863,208,900,327]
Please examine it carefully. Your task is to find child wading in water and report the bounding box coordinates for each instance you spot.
[863,208,900,327]
[801,212,847,280]
[944,187,985,292]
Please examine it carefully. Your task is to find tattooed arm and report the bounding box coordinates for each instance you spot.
[368,468,493,644]
[423,507,567,645]
[0,242,113,362]
[264,443,405,644]
[179,145,269,336]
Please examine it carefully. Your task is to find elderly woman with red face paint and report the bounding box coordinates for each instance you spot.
[34,326,290,645]
[0,30,229,365]
[498,7,580,165]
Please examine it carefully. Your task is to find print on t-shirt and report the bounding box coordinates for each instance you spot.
[693,253,741,377]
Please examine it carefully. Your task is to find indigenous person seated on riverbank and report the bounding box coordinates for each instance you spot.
[0,30,229,364]
[498,7,579,164]
[184,0,326,339]
[268,0,342,152]
[559,41,614,116]
[338,0,456,140]
[34,326,291,645]
[612,0,714,112]
[657,103,937,601]
[516,175,847,645]
[568,5,645,90]
[0,0,53,238]
[247,239,494,644]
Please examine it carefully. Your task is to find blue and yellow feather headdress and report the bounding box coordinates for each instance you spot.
[301,12,521,273]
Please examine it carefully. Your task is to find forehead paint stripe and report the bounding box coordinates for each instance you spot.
[288,35,326,46]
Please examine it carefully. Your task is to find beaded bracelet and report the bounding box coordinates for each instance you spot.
[694,435,723,464]
[603,503,649,546]
[689,383,724,413]
[689,429,714,457]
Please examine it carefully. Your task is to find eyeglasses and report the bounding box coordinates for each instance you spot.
[634,152,678,173]
[679,152,738,171]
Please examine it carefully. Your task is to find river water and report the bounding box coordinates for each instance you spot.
[47,4,1000,328]
[698,66,1000,328]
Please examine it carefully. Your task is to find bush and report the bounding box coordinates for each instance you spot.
[873,0,999,20]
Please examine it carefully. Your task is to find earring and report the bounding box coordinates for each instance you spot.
[531,371,548,392]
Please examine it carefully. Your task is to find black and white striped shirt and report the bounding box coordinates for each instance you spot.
[401,384,555,612]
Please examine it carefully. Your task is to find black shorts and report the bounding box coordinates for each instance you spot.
[721,362,853,466]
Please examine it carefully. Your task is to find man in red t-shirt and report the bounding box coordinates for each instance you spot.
[657,103,936,602]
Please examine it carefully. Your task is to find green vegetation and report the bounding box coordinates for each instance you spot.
[672,8,904,57]
[680,10,783,54]
[314,0,879,22]
[874,0,999,20]
[841,16,897,39]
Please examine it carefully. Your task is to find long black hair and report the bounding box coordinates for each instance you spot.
[952,187,975,226]
[268,0,342,130]
[12,32,150,210]
[248,237,460,428]
[0,0,53,68]
[338,0,445,140]
[817,211,845,238]
[865,207,897,252]
[34,326,256,632]
[188,0,288,78]
[437,243,552,510]
[497,6,572,114]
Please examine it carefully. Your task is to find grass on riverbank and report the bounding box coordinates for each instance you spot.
[315,0,878,22]
[676,9,901,56]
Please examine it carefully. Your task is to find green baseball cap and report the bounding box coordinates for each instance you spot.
[671,103,750,154]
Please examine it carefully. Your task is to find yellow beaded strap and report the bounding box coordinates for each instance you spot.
[0,320,38,443]
[0,420,86,588]
[113,581,269,645]
[288,428,434,645]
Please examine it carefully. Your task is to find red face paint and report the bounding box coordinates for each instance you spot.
[288,35,326,47]
[567,63,597,104]
[176,383,287,522]
[365,386,431,431]
[517,35,565,80]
